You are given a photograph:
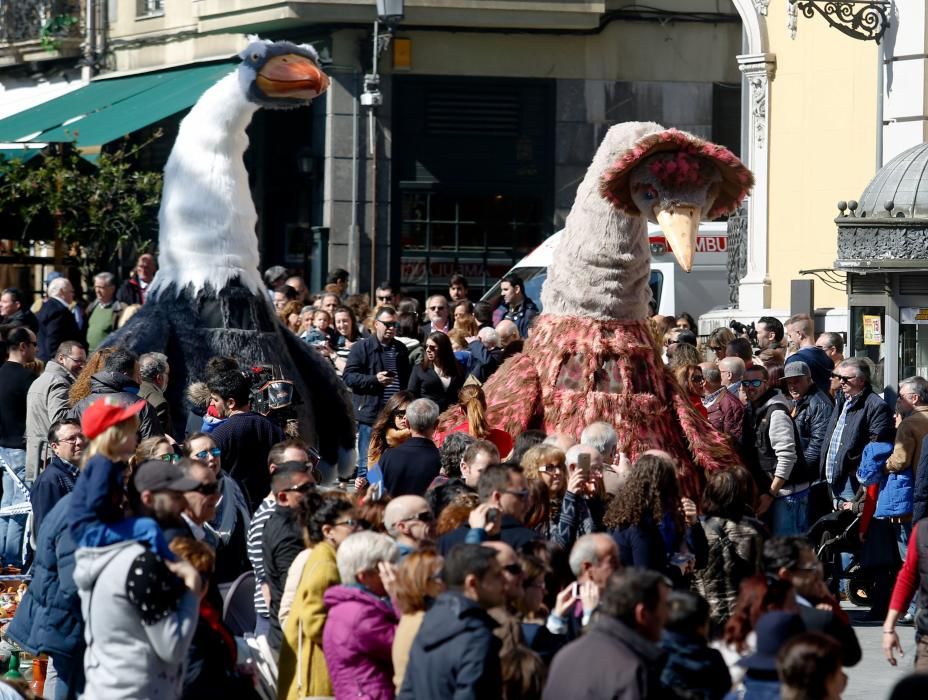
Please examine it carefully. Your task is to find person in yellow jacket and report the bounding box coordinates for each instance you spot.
[278,492,358,700]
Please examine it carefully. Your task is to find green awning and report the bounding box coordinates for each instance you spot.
[0,147,44,163]
[0,61,236,154]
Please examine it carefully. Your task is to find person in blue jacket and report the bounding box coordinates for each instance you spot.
[8,494,83,699]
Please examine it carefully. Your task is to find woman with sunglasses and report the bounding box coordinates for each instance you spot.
[183,432,252,584]
[357,391,415,493]
[409,332,465,413]
[674,364,710,420]
[279,491,358,700]
[706,326,736,362]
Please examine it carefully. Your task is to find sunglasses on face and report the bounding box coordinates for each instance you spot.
[402,511,434,524]
[393,409,407,419]
[425,345,438,351]
[376,295,393,302]
[192,481,220,496]
[692,375,706,383]
[159,453,182,463]
[283,481,315,494]
[429,306,447,311]
[538,463,564,474]
[334,518,358,528]
[378,320,397,328]
[505,489,529,499]
[831,373,855,384]
[743,379,765,388]
[194,448,221,460]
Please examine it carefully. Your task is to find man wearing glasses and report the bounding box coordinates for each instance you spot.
[821,358,894,504]
[373,281,397,310]
[740,365,811,536]
[29,419,86,534]
[384,495,435,558]
[261,462,317,652]
[421,294,451,336]
[344,306,411,483]
[25,340,86,482]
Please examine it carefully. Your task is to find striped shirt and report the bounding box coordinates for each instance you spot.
[247,495,277,618]
[382,343,400,403]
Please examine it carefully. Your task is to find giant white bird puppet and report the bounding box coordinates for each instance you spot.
[104,38,356,478]
[439,122,754,499]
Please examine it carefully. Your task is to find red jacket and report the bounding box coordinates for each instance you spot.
[706,388,744,437]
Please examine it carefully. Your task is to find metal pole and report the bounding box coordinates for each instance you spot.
[876,43,884,170]
[369,20,380,295]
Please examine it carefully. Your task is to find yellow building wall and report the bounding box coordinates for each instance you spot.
[766,2,878,310]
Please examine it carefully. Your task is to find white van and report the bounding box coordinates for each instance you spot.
[481,221,731,319]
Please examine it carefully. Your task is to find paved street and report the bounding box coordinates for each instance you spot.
[844,604,915,699]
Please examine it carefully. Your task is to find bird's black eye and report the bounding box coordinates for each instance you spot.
[644,189,656,201]
[251,52,261,62]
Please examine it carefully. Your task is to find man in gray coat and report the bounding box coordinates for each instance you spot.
[25,341,86,482]
[73,460,201,700]
[543,569,670,700]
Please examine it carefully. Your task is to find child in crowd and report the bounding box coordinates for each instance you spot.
[68,397,176,560]
[302,309,333,349]
[660,591,732,700]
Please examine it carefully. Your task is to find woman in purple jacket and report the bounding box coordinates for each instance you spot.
[323,531,401,700]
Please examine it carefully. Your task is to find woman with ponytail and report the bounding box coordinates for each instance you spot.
[449,384,514,460]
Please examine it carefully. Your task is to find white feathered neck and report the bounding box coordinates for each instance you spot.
[149,72,264,298]
[541,121,663,321]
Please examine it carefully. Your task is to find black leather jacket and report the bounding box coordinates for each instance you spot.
[793,386,833,469]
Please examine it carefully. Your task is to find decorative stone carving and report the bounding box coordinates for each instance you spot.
[787,0,799,38]
[752,0,770,15]
[727,205,749,306]
[750,76,767,147]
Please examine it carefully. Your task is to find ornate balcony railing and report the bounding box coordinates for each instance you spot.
[0,0,82,48]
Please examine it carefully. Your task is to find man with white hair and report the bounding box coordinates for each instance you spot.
[421,295,451,336]
[495,319,522,358]
[37,277,84,362]
[544,433,577,453]
[85,272,125,351]
[547,533,619,640]
[384,495,435,557]
[468,326,504,382]
[381,399,442,496]
[557,444,607,548]
[581,422,622,495]
[718,356,745,400]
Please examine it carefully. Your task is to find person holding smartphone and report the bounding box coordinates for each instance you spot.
[343,307,412,484]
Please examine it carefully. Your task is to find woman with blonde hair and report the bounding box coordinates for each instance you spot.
[68,347,114,406]
[392,549,444,690]
[448,384,513,459]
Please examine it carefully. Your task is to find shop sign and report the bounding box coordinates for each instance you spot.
[901,307,928,325]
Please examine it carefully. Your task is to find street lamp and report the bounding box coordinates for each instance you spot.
[364,0,403,292]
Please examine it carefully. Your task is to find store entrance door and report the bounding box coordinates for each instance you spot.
[900,307,928,379]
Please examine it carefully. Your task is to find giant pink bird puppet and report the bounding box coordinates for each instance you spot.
[441,122,754,498]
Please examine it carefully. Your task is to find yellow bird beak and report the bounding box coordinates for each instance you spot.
[655,205,700,273]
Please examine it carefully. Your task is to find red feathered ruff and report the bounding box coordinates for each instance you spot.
[438,315,741,499]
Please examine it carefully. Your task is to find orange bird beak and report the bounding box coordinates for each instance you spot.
[256,53,330,100]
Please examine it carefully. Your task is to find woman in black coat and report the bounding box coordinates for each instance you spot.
[605,453,707,588]
[408,331,464,412]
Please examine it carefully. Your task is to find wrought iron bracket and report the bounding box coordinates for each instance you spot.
[799,268,848,292]
[790,0,890,42]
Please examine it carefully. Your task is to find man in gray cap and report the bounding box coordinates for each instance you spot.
[783,360,833,468]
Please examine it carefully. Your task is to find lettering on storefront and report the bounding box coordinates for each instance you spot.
[400,258,513,285]
[901,308,928,325]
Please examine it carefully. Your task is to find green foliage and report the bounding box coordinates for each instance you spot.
[40,14,79,51]
[0,134,163,287]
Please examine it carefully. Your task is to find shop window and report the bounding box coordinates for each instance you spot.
[849,305,885,388]
[900,307,928,378]
[137,0,163,17]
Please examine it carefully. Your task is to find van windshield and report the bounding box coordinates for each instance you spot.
[481,267,663,314]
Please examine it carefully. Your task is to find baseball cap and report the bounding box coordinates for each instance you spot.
[782,361,811,379]
[133,459,201,493]
[737,612,805,671]
[81,397,147,440]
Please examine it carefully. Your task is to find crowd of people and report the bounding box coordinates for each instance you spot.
[1,257,927,699]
